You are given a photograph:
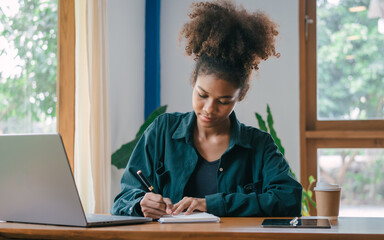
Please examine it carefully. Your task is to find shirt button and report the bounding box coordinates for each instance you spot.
[129,207,133,211]
[219,167,223,172]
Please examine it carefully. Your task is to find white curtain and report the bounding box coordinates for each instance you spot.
[368,0,384,18]
[74,0,111,214]
[368,0,384,34]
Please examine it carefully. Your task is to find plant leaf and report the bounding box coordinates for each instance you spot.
[111,105,168,169]
[136,105,168,138]
[111,138,140,169]
[302,191,310,215]
[307,175,316,190]
[308,190,313,198]
[309,175,316,185]
[266,104,285,156]
[255,113,268,132]
[302,206,310,216]
[303,190,317,208]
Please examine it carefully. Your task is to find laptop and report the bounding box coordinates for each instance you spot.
[0,133,152,227]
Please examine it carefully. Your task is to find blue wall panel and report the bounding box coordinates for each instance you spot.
[144,0,161,119]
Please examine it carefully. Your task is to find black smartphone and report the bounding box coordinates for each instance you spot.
[261,218,331,228]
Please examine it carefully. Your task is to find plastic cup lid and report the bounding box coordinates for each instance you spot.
[314,182,341,191]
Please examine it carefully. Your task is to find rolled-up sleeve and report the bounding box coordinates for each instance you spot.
[111,120,158,216]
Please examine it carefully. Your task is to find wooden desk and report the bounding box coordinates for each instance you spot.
[1,217,384,240]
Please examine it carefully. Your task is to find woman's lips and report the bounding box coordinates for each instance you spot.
[200,114,213,122]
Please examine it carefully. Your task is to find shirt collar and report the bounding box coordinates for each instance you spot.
[171,111,195,144]
[228,111,253,149]
[172,111,253,149]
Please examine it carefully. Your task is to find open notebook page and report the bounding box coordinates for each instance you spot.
[158,212,220,223]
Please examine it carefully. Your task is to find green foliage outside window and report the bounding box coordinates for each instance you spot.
[0,0,57,133]
[317,0,384,120]
[319,148,384,206]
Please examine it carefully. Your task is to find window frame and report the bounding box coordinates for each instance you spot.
[57,0,75,172]
[300,0,384,215]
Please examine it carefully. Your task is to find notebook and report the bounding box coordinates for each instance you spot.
[0,133,152,227]
[158,212,220,223]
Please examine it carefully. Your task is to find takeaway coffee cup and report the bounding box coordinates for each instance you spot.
[314,182,341,220]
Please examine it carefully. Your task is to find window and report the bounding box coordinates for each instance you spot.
[318,148,384,216]
[0,0,58,134]
[1,0,75,170]
[300,0,384,216]
[317,0,384,120]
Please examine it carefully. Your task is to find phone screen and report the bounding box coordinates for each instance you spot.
[261,218,331,228]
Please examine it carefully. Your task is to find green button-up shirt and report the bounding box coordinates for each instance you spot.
[111,111,302,217]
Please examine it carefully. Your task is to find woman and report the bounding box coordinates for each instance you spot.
[111,0,302,219]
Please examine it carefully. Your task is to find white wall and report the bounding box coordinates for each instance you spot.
[108,0,300,206]
[107,0,146,205]
[161,0,300,178]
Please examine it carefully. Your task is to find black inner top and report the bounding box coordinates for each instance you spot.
[184,151,220,198]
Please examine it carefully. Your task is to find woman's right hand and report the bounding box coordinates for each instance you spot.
[140,192,173,219]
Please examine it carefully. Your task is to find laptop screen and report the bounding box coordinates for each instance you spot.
[0,134,88,226]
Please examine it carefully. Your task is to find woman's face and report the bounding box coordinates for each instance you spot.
[192,74,242,129]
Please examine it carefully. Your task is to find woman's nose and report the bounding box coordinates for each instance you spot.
[203,99,215,114]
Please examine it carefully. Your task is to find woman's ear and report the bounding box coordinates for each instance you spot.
[238,85,249,101]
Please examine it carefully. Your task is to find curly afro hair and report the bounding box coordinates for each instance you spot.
[179,0,279,93]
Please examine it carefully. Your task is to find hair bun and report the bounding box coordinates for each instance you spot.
[179,0,279,71]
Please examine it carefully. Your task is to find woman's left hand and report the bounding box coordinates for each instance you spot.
[171,197,207,215]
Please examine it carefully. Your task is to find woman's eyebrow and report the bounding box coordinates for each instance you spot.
[197,86,233,99]
[197,86,208,93]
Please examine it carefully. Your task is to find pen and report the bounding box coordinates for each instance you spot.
[290,217,299,225]
[137,170,155,193]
